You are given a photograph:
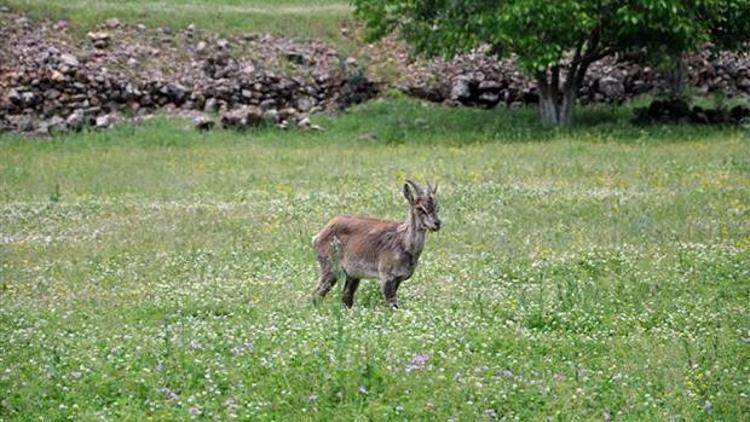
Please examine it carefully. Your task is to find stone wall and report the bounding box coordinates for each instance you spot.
[0,10,377,134]
[401,46,750,108]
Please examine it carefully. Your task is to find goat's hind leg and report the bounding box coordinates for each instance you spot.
[313,254,337,300]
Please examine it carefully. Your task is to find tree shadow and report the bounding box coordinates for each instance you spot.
[325,96,745,146]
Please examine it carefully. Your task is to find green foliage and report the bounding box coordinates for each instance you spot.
[1,101,749,419]
[354,0,750,74]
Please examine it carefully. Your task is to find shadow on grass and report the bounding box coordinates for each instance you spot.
[323,94,746,146]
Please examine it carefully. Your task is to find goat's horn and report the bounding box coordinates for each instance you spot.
[405,179,424,195]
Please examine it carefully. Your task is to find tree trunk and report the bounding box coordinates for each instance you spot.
[538,87,577,126]
[665,52,687,100]
[533,26,610,127]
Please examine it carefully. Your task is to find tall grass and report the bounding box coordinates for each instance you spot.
[0,0,353,46]
[1,99,748,419]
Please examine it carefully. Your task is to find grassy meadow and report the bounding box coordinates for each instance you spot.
[0,0,353,46]
[1,98,749,419]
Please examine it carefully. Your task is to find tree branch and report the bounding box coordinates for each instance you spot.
[564,40,585,92]
[536,71,549,95]
[551,65,560,96]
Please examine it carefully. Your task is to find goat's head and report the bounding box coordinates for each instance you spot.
[403,180,441,232]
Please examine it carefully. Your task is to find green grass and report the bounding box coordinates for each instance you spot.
[0,0,353,46]
[1,98,749,420]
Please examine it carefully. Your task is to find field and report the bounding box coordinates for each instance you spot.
[1,98,749,419]
[0,0,352,47]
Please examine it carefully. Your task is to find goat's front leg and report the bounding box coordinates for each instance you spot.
[381,277,403,309]
[342,275,360,308]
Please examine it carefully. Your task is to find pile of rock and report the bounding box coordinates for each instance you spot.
[400,46,750,108]
[0,10,378,135]
[634,98,750,124]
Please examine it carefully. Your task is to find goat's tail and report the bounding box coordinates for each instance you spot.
[313,224,343,262]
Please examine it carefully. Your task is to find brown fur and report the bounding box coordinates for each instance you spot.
[312,180,440,308]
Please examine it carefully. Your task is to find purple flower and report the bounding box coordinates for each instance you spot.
[189,339,203,351]
[405,353,430,372]
[159,387,180,403]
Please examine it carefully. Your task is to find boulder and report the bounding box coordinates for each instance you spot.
[193,115,215,131]
[203,97,219,112]
[220,105,263,129]
[296,95,316,112]
[104,18,121,29]
[598,76,625,99]
[41,115,67,134]
[59,53,80,67]
[95,113,119,129]
[449,76,472,102]
[87,31,111,49]
[65,109,86,130]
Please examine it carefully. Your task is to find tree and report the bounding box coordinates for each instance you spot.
[353,0,750,126]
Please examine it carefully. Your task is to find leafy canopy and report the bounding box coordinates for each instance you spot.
[354,0,750,75]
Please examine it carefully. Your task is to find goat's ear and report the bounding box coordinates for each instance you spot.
[403,182,416,205]
[428,181,438,195]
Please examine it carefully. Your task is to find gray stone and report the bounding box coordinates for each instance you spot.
[87,31,111,49]
[105,18,121,29]
[66,109,86,130]
[598,76,625,98]
[478,92,500,106]
[450,76,472,101]
[297,116,322,131]
[59,53,80,67]
[9,115,35,132]
[6,89,22,106]
[95,113,118,129]
[193,115,215,131]
[216,39,230,50]
[220,106,263,129]
[203,97,218,112]
[296,96,316,112]
[478,80,502,92]
[43,115,67,133]
[277,107,297,123]
[262,108,278,123]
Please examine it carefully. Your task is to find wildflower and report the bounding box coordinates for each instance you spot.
[497,369,514,379]
[485,409,498,419]
[308,394,318,402]
[159,387,180,404]
[358,386,368,395]
[189,406,201,419]
[405,353,430,372]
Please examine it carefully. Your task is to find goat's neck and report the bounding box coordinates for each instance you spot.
[402,209,426,255]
